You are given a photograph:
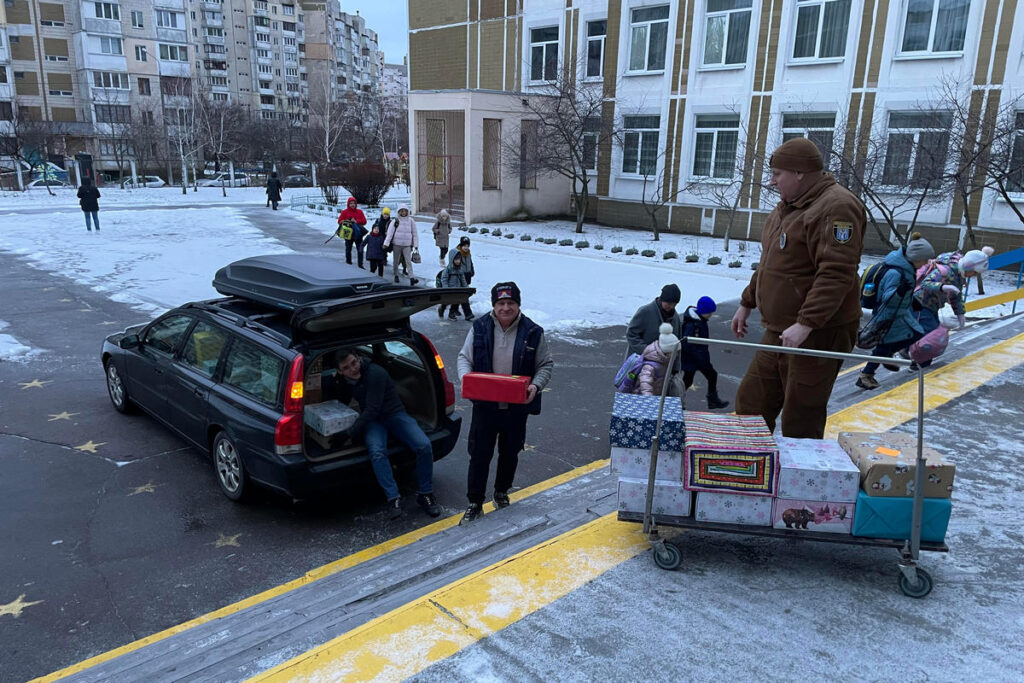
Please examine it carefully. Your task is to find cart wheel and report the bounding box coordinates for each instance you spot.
[653,543,682,571]
[898,567,933,598]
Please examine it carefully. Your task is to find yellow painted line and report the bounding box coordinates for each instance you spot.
[32,459,610,683]
[965,288,1024,312]
[825,330,1024,438]
[250,514,648,683]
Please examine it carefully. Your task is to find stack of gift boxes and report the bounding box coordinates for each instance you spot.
[610,394,954,542]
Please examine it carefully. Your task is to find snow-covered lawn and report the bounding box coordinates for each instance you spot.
[0,320,38,362]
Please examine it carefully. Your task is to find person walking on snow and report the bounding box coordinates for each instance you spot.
[265,172,283,210]
[634,323,680,396]
[385,205,419,284]
[364,221,387,277]
[432,209,452,266]
[680,296,729,409]
[337,196,367,268]
[437,249,475,321]
[855,235,935,390]
[455,236,475,285]
[77,177,101,232]
[627,284,684,394]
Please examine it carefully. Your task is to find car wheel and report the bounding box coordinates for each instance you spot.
[213,432,251,502]
[105,360,134,413]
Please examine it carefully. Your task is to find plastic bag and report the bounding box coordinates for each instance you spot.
[908,326,949,363]
[411,249,422,264]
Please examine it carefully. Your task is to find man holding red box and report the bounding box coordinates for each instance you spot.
[456,282,554,524]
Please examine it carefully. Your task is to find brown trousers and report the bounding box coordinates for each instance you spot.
[734,322,858,439]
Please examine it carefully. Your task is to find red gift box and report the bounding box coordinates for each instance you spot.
[461,372,531,404]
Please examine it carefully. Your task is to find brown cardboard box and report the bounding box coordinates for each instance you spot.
[306,426,333,450]
[837,432,955,498]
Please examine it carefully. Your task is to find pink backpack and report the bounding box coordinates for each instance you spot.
[909,327,949,363]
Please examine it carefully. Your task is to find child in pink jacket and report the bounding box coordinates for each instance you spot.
[634,323,680,396]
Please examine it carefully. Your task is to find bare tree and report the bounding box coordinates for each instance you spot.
[161,76,202,194]
[129,102,161,179]
[195,93,247,196]
[6,106,73,194]
[92,88,135,186]
[305,70,345,169]
[987,106,1024,228]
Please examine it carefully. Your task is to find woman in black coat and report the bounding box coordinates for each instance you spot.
[77,177,101,231]
[266,172,283,210]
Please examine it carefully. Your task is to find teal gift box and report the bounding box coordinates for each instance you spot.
[851,490,951,543]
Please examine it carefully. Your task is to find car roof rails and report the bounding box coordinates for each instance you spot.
[185,300,291,346]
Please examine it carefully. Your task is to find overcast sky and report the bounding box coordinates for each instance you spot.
[341,0,409,64]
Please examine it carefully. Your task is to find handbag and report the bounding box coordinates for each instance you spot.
[410,249,421,264]
[908,326,949,363]
[856,317,893,350]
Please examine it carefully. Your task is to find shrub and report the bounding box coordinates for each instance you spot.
[480,227,490,234]
[594,244,604,250]
[307,204,316,210]
[707,256,722,265]
[625,248,639,255]
[610,246,623,253]
[575,240,590,249]
[641,249,656,258]
[467,226,479,233]
[458,225,469,231]
[520,234,532,241]
[491,228,502,236]
[505,233,515,239]
[336,162,395,206]
[728,260,742,268]
[558,238,574,246]
[663,251,678,260]
[751,262,760,271]
[685,253,699,263]
[544,237,558,244]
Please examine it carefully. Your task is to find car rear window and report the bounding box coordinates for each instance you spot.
[179,322,230,377]
[222,338,285,406]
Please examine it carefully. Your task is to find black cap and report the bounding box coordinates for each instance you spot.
[660,284,681,304]
[491,281,521,305]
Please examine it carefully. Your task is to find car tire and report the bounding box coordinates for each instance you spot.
[105,360,134,413]
[213,432,251,502]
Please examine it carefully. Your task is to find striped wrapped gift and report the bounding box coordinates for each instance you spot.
[684,411,779,496]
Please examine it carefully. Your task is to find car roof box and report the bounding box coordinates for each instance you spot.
[213,254,402,309]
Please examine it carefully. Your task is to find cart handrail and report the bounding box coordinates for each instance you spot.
[680,336,914,366]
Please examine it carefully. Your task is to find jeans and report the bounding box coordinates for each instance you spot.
[362,411,434,501]
[466,405,529,505]
[345,236,365,267]
[439,302,473,319]
[863,333,922,375]
[83,211,99,231]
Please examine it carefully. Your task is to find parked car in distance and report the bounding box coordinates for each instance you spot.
[196,172,250,187]
[123,175,166,188]
[25,179,73,190]
[283,174,312,187]
[101,254,474,503]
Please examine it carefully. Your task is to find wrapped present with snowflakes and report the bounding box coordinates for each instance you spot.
[608,394,685,451]
[609,446,683,481]
[617,477,693,517]
[775,436,860,503]
[694,491,772,526]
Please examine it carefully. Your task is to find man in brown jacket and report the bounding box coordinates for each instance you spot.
[731,137,865,438]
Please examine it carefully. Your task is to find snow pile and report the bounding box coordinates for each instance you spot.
[0,320,38,361]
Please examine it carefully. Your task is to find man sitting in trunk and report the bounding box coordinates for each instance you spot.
[326,348,441,519]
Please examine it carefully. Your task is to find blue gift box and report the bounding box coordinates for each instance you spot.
[851,490,951,543]
[609,394,685,451]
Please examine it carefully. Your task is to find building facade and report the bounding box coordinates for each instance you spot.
[407,0,1024,252]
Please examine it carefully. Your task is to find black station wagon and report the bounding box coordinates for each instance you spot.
[101,254,473,502]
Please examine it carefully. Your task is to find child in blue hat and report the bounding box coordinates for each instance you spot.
[680,296,729,409]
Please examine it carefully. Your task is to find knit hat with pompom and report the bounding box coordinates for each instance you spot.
[959,246,995,273]
[658,322,680,354]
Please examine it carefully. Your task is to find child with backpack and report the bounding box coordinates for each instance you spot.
[855,235,934,390]
[437,250,474,320]
[680,297,729,409]
[613,324,679,395]
[364,221,387,277]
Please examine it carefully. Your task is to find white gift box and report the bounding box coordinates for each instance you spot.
[694,491,772,526]
[775,437,860,503]
[304,400,359,435]
[617,477,692,516]
[772,497,856,534]
[609,447,683,481]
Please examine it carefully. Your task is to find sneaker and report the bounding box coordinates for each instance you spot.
[417,493,441,517]
[448,313,458,320]
[908,362,921,372]
[855,373,879,390]
[410,278,419,286]
[707,395,729,410]
[438,308,445,318]
[493,491,510,509]
[386,497,403,519]
[464,314,475,321]
[394,276,400,283]
[459,503,483,525]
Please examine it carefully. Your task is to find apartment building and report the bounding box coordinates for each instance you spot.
[381,58,407,99]
[0,3,13,143]
[408,0,1024,252]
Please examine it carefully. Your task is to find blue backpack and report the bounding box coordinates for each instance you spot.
[614,353,651,393]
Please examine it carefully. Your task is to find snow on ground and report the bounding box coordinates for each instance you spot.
[0,320,38,362]
[0,207,289,314]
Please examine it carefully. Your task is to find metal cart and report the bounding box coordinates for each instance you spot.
[618,338,948,598]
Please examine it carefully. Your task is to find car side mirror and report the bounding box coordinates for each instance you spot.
[119,334,140,350]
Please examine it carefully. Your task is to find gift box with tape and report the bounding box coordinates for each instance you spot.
[838,431,955,498]
[304,400,359,436]
[694,491,772,526]
[608,394,685,451]
[618,477,692,517]
[776,436,860,502]
[772,497,856,534]
[461,372,531,404]
[684,412,778,496]
[851,490,951,543]
[609,447,683,481]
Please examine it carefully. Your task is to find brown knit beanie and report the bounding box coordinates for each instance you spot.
[769,137,823,173]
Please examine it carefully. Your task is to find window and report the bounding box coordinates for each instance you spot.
[900,0,969,54]
[141,110,154,124]
[585,20,606,78]
[255,16,270,27]
[209,76,228,85]
[95,104,131,123]
[482,119,501,190]
[692,114,740,178]
[179,322,230,376]
[131,10,144,28]
[45,55,69,63]
[1,102,14,121]
[702,0,752,66]
[164,107,189,125]
[582,117,602,170]
[520,119,538,189]
[622,115,660,176]
[260,94,275,105]
[222,339,284,406]
[206,27,224,37]
[781,113,836,168]
[1008,112,1024,193]
[792,0,851,60]
[628,6,670,72]
[93,72,130,89]
[138,77,151,95]
[135,45,148,61]
[94,2,120,21]
[143,315,193,355]
[257,64,273,74]
[283,4,295,16]
[882,112,952,187]
[285,67,297,77]
[256,32,271,44]
[159,44,188,61]
[156,10,182,29]
[529,27,559,82]
[283,36,297,46]
[100,37,123,55]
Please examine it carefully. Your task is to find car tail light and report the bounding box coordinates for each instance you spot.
[283,354,304,413]
[422,335,457,411]
[276,355,305,454]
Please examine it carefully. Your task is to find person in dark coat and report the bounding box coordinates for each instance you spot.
[77,177,101,231]
[437,249,474,321]
[325,348,441,519]
[680,296,729,409]
[627,284,683,379]
[266,172,283,210]
[364,221,387,277]
[338,196,368,268]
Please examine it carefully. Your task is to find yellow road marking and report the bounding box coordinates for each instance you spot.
[250,515,647,683]
[965,288,1024,312]
[33,459,610,682]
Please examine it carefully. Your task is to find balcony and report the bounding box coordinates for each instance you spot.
[283,45,297,54]
[82,17,123,35]
[155,0,185,9]
[80,52,128,71]
[203,1,222,10]
[205,35,225,46]
[157,27,187,43]
[259,86,274,95]
[0,45,9,61]
[203,16,223,27]
[257,56,272,65]
[89,86,130,103]
[260,102,275,110]
[0,84,12,99]
[158,60,190,77]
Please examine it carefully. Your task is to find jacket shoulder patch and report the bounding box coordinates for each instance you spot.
[832,221,853,244]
